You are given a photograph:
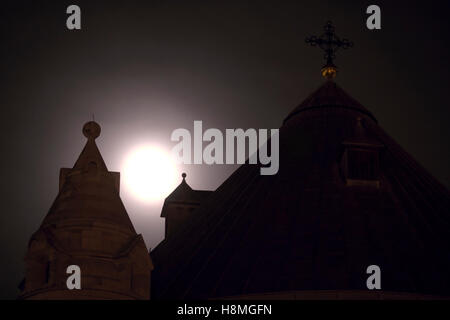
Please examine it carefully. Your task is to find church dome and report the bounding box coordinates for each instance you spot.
[151,80,450,299]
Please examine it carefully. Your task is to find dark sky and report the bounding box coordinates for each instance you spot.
[1,0,449,299]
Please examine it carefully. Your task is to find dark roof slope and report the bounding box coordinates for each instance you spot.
[151,81,450,299]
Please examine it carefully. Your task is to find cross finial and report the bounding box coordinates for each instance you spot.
[305,21,353,80]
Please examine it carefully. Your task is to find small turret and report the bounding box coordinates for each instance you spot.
[160,173,212,240]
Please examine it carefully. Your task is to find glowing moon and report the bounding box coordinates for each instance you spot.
[123,145,179,203]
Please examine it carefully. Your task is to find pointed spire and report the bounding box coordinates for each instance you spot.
[73,121,108,172]
[164,172,195,202]
[178,172,190,188]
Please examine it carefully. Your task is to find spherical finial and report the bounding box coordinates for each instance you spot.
[182,172,187,180]
[321,65,337,80]
[82,121,101,139]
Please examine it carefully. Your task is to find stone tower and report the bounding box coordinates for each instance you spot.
[19,121,153,300]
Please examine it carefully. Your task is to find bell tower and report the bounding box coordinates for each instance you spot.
[19,121,153,300]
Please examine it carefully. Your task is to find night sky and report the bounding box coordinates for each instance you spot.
[1,0,449,299]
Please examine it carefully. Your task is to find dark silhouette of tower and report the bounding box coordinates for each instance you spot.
[161,173,212,240]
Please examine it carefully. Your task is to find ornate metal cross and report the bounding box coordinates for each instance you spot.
[305,21,353,79]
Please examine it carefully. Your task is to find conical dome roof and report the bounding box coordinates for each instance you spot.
[163,173,212,208]
[164,173,195,202]
[21,121,152,300]
[151,80,450,299]
[41,121,136,248]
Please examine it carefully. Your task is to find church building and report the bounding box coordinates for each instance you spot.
[19,22,450,300]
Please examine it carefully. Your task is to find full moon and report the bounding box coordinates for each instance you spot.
[122,145,179,203]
